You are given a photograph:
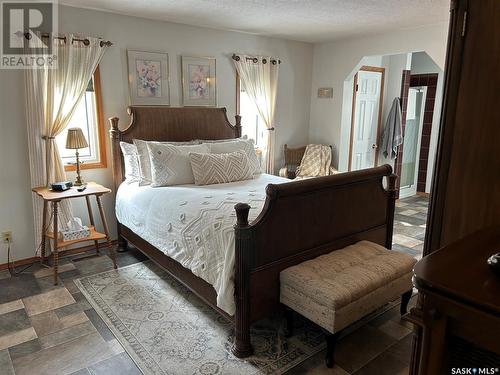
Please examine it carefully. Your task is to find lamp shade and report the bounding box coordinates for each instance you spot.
[65,128,89,149]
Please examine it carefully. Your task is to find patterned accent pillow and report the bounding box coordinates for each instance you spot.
[119,142,140,183]
[206,139,262,176]
[147,142,209,187]
[189,151,254,186]
[133,139,200,186]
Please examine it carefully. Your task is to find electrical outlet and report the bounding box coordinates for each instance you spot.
[1,231,12,243]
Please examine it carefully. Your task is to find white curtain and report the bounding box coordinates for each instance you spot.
[25,33,109,247]
[233,55,279,174]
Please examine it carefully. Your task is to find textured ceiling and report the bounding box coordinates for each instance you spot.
[60,0,450,43]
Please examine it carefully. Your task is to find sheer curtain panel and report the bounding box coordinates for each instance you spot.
[233,54,280,174]
[25,33,109,248]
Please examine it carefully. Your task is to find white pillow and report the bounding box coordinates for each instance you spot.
[133,139,200,185]
[147,143,210,186]
[119,142,140,184]
[189,151,253,186]
[207,139,261,176]
[197,135,247,143]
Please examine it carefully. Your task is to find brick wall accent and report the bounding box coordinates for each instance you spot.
[410,73,438,193]
[394,70,411,197]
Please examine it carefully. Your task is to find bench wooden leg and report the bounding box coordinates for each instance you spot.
[400,289,413,315]
[325,332,338,368]
[284,306,294,338]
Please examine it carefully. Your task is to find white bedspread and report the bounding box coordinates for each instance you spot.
[115,174,288,315]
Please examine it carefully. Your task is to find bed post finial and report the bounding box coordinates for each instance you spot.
[109,116,119,132]
[235,115,242,138]
[233,202,253,358]
[235,203,250,227]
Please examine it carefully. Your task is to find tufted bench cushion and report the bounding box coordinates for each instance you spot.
[280,240,417,333]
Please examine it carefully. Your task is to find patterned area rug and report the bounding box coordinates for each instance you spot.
[75,261,325,375]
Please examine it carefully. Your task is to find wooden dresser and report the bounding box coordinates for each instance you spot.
[406,228,500,374]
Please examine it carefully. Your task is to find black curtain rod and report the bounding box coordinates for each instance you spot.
[23,32,113,47]
[232,53,281,65]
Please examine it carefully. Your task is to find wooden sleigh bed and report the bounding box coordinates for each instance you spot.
[109,106,397,358]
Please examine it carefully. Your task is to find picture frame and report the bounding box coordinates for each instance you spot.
[181,56,216,106]
[127,50,170,106]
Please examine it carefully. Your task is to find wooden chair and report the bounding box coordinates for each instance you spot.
[279,144,336,179]
[278,144,307,179]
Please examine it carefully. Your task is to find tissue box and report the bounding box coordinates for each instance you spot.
[59,226,91,242]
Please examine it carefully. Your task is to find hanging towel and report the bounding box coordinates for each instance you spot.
[381,97,403,159]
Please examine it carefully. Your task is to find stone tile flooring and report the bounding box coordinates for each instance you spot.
[393,195,429,260]
[0,195,427,374]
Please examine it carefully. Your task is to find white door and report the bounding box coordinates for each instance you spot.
[350,70,382,171]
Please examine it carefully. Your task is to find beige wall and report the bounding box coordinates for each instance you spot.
[0,7,449,265]
[0,5,314,263]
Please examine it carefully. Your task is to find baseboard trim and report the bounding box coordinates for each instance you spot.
[0,239,117,271]
[0,256,40,271]
[416,192,430,198]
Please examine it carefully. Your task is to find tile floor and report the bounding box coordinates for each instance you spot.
[393,195,429,260]
[0,195,427,375]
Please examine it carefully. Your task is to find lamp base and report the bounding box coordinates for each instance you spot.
[74,150,84,187]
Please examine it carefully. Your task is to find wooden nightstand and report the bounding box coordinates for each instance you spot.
[32,182,117,285]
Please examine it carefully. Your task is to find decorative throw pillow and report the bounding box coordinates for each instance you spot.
[147,143,210,186]
[189,151,253,186]
[207,139,262,176]
[119,142,140,183]
[133,139,200,185]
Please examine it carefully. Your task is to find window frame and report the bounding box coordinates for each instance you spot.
[63,66,107,172]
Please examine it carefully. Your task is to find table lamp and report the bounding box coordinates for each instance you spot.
[65,127,88,186]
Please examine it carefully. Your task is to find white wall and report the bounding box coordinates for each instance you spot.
[309,23,449,170]
[0,67,36,265]
[337,53,411,171]
[377,53,413,169]
[410,52,444,193]
[0,5,313,263]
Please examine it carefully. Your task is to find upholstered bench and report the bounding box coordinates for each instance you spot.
[280,240,417,368]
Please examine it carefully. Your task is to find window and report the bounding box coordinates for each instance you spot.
[56,67,106,171]
[237,78,266,148]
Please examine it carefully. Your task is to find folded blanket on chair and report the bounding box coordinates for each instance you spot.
[296,144,336,178]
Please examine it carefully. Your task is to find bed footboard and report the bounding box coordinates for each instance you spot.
[232,165,397,357]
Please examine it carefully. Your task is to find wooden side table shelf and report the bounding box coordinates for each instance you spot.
[32,182,117,285]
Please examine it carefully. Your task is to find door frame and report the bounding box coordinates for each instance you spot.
[348,65,385,171]
[399,86,428,199]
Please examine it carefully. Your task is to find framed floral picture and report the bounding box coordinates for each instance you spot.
[127,50,170,106]
[181,56,216,106]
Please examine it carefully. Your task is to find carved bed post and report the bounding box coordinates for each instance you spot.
[232,202,253,358]
[385,172,398,249]
[234,115,242,138]
[109,116,128,252]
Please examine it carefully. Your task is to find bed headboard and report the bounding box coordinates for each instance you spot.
[109,106,242,190]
